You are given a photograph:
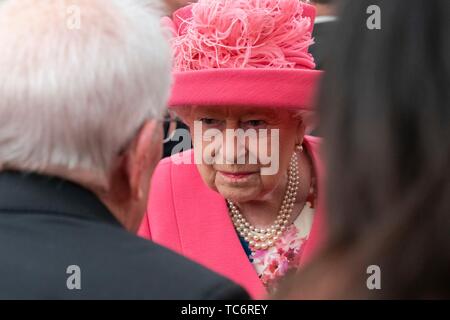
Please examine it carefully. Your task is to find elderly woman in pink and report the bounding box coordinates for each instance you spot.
[139,0,325,298]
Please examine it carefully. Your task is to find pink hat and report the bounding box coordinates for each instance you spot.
[163,0,322,110]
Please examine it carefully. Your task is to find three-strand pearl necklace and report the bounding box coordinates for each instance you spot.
[227,150,300,252]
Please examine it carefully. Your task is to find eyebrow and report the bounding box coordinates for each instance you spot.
[192,108,224,116]
[191,106,279,118]
[241,110,278,117]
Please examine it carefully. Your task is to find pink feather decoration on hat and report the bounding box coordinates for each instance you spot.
[164,0,316,72]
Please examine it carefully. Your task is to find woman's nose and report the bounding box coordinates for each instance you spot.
[221,123,249,165]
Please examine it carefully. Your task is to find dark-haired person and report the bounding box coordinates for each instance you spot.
[278,0,450,299]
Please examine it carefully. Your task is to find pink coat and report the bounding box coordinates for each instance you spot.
[139,135,326,299]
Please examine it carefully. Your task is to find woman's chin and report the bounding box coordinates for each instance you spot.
[215,185,261,203]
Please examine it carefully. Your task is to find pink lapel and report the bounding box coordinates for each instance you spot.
[170,151,266,299]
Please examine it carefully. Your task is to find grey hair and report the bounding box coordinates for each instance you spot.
[0,0,171,179]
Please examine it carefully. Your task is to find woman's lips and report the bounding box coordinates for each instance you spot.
[217,171,258,182]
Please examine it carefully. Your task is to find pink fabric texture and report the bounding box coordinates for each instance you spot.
[169,68,321,109]
[138,136,326,299]
[163,0,323,110]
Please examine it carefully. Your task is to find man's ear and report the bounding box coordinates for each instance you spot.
[125,120,163,201]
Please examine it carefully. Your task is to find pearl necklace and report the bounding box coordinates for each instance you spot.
[227,150,300,251]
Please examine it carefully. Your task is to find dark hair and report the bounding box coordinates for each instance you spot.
[278,0,450,299]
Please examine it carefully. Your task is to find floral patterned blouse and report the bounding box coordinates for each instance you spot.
[238,192,316,293]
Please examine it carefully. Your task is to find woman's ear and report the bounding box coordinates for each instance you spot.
[295,118,306,146]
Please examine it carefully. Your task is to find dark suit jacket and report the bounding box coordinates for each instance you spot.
[0,171,249,300]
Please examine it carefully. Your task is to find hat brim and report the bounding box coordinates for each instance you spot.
[168,68,323,110]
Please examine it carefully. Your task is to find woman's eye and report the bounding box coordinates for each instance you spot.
[243,120,267,127]
[200,118,222,126]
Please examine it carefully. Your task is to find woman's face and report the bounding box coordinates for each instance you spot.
[179,106,305,203]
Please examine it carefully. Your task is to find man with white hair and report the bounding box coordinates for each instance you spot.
[0,0,248,299]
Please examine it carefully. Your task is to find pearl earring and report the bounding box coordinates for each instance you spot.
[296,144,304,153]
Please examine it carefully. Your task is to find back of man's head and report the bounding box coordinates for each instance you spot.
[0,0,171,180]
